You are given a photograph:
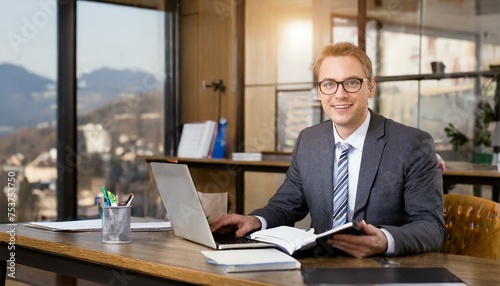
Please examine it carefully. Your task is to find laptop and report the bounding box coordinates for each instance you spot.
[150,162,272,250]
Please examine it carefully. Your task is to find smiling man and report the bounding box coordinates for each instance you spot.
[210,42,445,258]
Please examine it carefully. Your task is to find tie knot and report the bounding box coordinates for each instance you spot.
[339,142,352,152]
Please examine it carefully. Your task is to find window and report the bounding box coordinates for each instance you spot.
[0,0,175,223]
[0,0,57,222]
[76,1,168,218]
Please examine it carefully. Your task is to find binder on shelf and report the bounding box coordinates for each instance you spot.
[210,118,227,159]
[177,120,217,158]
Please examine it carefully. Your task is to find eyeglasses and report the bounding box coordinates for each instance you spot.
[316,78,369,95]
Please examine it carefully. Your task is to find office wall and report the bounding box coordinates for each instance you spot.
[179,0,239,211]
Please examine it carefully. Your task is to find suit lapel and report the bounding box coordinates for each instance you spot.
[315,121,335,224]
[354,110,386,218]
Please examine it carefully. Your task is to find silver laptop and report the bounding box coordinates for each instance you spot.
[150,162,271,250]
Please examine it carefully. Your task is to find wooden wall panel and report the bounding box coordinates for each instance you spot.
[245,0,277,152]
[180,0,237,154]
[179,0,238,212]
[244,172,285,212]
[179,14,199,124]
[245,0,277,85]
[198,13,229,122]
[244,0,280,213]
[244,87,276,151]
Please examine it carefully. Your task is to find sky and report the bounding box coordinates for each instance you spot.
[0,0,165,81]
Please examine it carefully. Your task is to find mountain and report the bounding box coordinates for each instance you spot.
[0,64,161,132]
[0,63,54,96]
[0,64,56,131]
[79,67,158,92]
[77,67,160,115]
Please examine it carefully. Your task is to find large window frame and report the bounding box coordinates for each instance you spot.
[57,0,178,220]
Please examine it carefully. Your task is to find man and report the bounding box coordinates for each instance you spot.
[210,42,445,258]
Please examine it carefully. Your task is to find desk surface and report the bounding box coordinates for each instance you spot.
[1,224,500,285]
[443,161,500,178]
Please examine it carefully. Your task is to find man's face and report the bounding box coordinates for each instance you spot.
[317,56,375,139]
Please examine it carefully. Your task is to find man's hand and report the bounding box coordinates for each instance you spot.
[210,213,262,237]
[327,220,388,258]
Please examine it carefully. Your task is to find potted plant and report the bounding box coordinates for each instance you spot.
[444,99,495,163]
[472,100,495,163]
[444,123,469,153]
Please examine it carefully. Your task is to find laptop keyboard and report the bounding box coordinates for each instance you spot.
[213,232,256,244]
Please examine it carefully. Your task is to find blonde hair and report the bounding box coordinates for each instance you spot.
[312,42,374,82]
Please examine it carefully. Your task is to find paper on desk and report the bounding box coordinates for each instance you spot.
[25,219,171,232]
[202,248,301,272]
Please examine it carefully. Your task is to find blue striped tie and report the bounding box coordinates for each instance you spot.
[333,142,352,228]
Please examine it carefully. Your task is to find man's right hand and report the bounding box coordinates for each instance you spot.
[209,213,262,238]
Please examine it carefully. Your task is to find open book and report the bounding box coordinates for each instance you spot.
[249,221,363,255]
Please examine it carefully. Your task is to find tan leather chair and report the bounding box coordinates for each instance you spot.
[441,194,500,259]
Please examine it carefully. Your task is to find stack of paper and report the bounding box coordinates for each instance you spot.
[231,152,263,161]
[25,219,171,232]
[201,248,301,272]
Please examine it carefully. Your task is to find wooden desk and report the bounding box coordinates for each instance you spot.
[443,162,500,202]
[2,224,500,286]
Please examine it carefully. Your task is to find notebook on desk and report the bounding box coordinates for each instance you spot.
[150,162,272,250]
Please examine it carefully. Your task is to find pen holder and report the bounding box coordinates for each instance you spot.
[102,206,132,244]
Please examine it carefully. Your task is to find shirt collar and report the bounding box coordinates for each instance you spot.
[333,110,370,151]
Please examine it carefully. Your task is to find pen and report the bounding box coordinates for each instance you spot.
[125,194,135,206]
[107,191,118,206]
[101,187,110,207]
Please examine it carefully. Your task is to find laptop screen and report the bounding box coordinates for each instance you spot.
[150,162,218,249]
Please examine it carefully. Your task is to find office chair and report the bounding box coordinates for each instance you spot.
[441,194,500,259]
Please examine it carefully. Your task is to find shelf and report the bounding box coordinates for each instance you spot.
[245,70,499,87]
[377,70,498,83]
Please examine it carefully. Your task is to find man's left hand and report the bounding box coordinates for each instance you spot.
[327,220,388,258]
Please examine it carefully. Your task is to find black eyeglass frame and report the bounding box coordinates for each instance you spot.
[316,78,369,95]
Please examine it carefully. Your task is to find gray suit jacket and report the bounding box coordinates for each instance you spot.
[251,109,445,255]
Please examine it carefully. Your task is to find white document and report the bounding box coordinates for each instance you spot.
[177,120,217,158]
[25,219,171,232]
[201,248,301,272]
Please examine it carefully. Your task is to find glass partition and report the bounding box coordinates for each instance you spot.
[246,0,500,164]
[364,0,498,163]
